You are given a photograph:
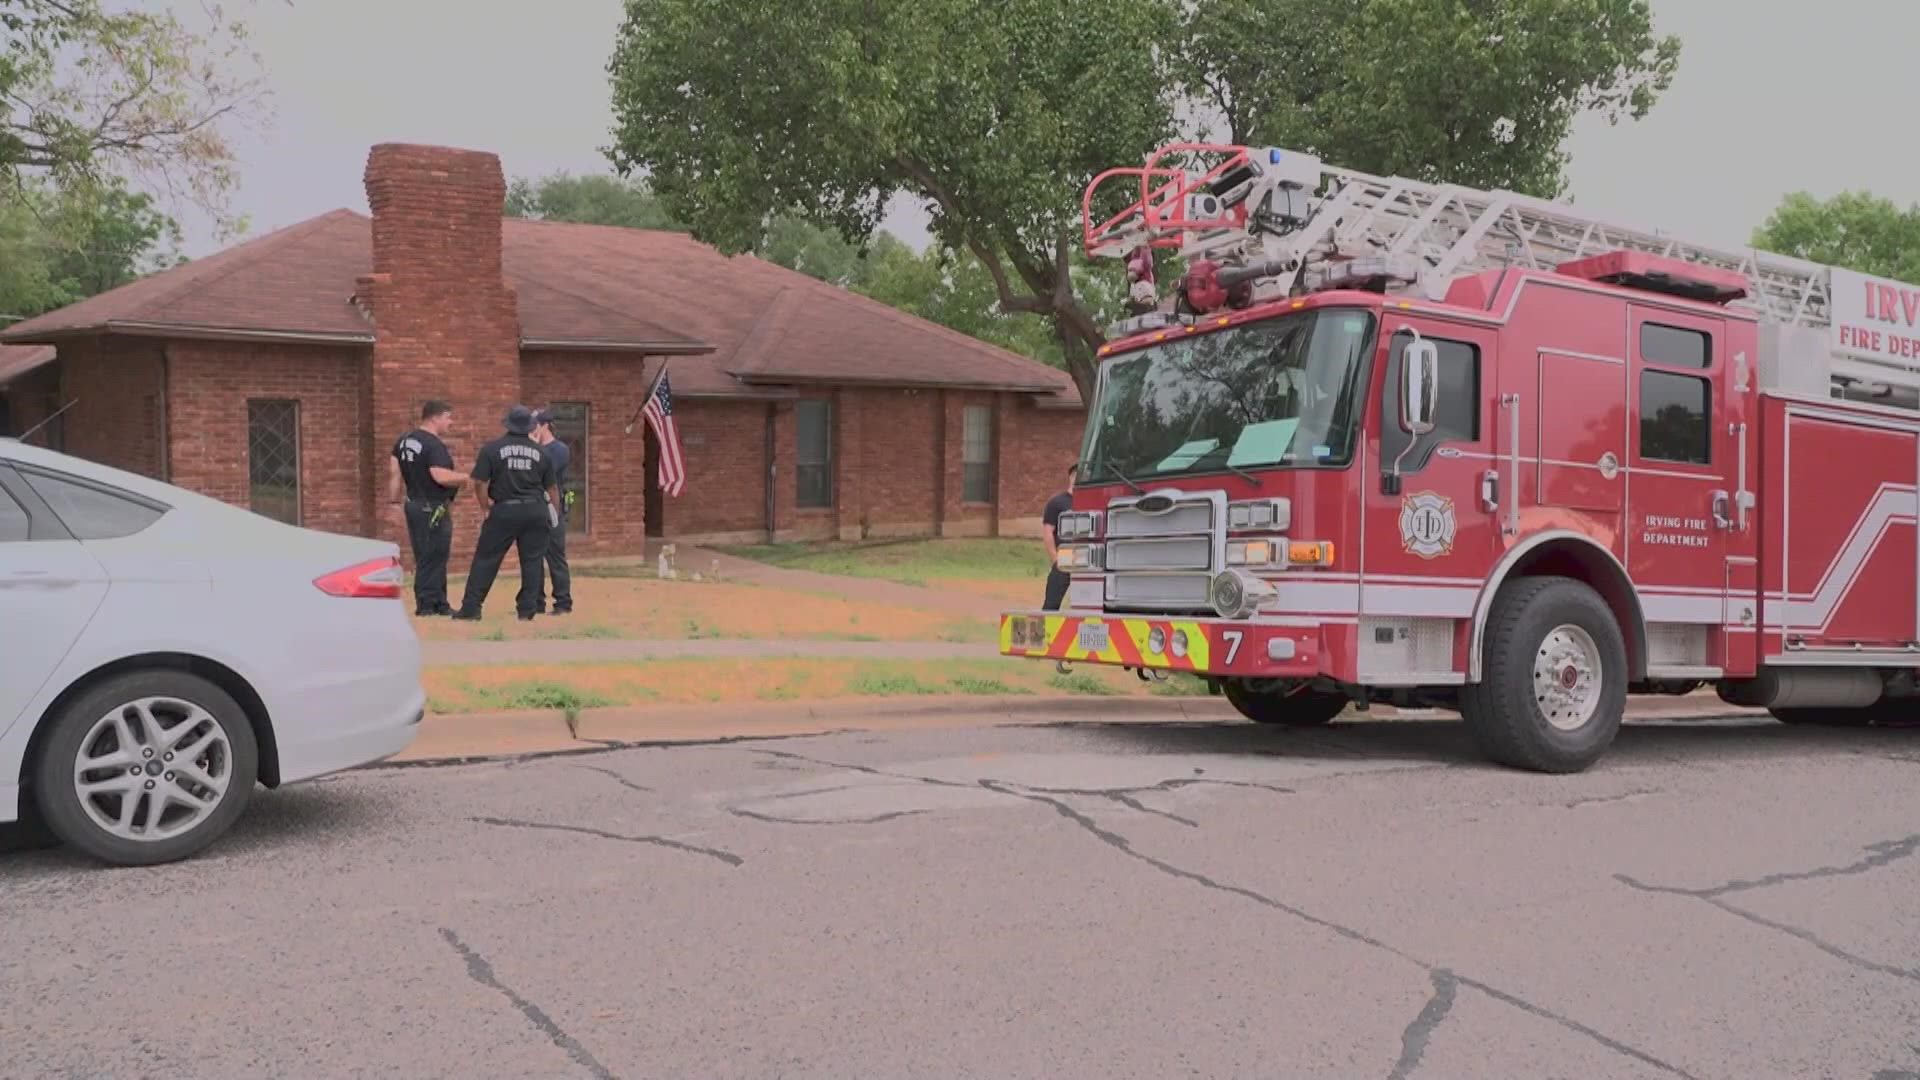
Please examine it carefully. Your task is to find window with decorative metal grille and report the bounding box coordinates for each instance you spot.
[546,402,590,533]
[962,404,993,503]
[247,399,300,525]
[796,399,833,509]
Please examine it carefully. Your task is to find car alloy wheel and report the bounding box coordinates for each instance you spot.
[72,696,236,842]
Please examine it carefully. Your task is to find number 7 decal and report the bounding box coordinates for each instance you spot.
[1222,629,1244,666]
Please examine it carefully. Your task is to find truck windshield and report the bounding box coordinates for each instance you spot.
[1078,308,1377,485]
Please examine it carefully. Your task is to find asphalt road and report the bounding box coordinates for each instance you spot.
[4,715,1919,1079]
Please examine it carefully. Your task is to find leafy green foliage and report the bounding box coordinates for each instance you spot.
[605,0,1178,400]
[1180,0,1681,198]
[1752,191,1920,284]
[0,177,182,321]
[504,172,686,231]
[1,0,266,229]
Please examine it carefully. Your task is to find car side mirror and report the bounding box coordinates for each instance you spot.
[1400,336,1438,435]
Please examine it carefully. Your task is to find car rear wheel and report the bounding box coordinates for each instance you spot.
[33,670,258,867]
[1460,577,1627,773]
[1222,680,1348,727]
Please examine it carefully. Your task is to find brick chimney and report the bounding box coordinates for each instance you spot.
[358,143,522,556]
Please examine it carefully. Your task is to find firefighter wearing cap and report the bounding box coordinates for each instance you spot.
[530,408,574,615]
[453,405,560,622]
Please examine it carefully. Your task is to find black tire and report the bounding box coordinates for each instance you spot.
[1223,680,1348,727]
[1460,577,1627,773]
[33,670,259,867]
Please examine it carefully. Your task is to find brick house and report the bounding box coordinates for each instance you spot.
[0,144,1084,561]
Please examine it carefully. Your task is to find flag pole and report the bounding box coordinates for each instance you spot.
[623,359,672,434]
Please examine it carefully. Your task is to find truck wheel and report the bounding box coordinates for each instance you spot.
[1460,577,1627,773]
[1222,680,1348,727]
[32,670,258,867]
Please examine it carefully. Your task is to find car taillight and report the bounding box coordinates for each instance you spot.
[314,556,405,599]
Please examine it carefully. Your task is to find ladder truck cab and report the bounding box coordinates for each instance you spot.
[999,141,1920,773]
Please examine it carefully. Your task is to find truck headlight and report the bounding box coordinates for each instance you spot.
[1055,544,1104,571]
[1227,498,1290,531]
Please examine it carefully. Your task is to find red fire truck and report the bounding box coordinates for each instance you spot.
[1000,141,1920,773]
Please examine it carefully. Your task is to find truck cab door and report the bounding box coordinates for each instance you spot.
[1359,319,1499,683]
[1625,306,1738,680]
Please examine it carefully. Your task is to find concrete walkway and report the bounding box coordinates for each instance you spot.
[422,637,1003,666]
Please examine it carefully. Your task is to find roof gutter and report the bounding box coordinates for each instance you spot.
[2,321,377,346]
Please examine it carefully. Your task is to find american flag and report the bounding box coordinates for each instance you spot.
[641,370,686,497]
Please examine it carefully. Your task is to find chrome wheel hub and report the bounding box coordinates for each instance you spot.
[72,696,234,842]
[1533,624,1602,732]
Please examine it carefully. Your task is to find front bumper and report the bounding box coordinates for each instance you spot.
[1000,611,1326,678]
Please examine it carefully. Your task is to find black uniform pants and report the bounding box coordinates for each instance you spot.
[458,500,551,618]
[404,499,453,614]
[544,508,572,612]
[1043,568,1071,611]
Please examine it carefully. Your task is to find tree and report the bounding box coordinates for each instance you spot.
[504,172,685,231]
[1,0,268,229]
[1752,191,1920,284]
[606,0,1180,402]
[1179,0,1681,198]
[0,176,182,322]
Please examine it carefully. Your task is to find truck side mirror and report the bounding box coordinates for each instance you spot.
[1400,337,1438,435]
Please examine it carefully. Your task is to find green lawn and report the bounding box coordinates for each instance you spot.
[719,538,1048,586]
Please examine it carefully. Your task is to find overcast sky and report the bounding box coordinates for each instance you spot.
[171,0,1919,261]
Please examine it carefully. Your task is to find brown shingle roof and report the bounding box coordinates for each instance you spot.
[0,344,55,386]
[1,210,1080,404]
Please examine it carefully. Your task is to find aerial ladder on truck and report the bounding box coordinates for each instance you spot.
[1083,143,1915,405]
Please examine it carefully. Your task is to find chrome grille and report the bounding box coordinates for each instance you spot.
[1107,573,1213,610]
[1107,501,1214,538]
[1106,536,1211,571]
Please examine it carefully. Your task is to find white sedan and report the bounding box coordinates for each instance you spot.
[0,438,424,866]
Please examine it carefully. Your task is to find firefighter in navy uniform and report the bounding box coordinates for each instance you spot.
[388,399,466,616]
[531,408,573,615]
[453,405,560,622]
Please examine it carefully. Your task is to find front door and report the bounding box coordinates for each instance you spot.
[1624,305,1733,676]
[1360,319,1500,677]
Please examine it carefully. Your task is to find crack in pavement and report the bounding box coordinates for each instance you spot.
[1695,896,1920,984]
[573,764,655,794]
[973,780,1696,1080]
[1616,834,1920,899]
[746,747,1697,1077]
[1615,839,1920,985]
[439,928,616,1080]
[721,803,925,826]
[472,816,743,867]
[1389,969,1458,1080]
[1564,789,1663,810]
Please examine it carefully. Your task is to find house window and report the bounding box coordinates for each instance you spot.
[796,399,833,509]
[546,402,590,534]
[962,404,994,503]
[1638,322,1712,466]
[1378,336,1480,473]
[247,399,300,525]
